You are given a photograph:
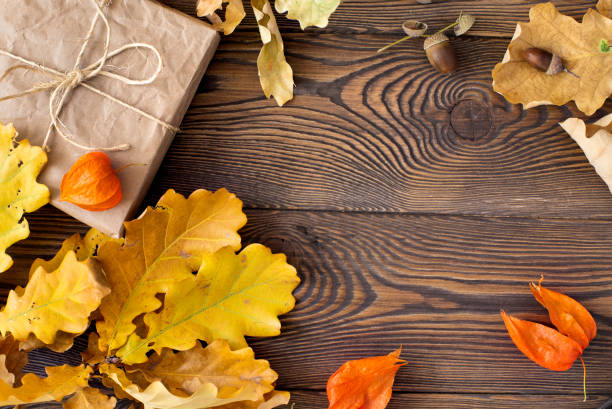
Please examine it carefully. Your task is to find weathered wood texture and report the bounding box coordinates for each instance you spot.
[151,33,612,218]
[165,0,596,36]
[3,1,612,408]
[5,208,612,399]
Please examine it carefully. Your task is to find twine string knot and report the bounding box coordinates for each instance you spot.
[0,0,179,152]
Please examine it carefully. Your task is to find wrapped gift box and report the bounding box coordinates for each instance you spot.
[0,0,219,236]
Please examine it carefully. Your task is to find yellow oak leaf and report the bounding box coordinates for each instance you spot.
[492,3,612,116]
[0,122,49,273]
[29,228,121,279]
[0,335,27,386]
[0,251,110,346]
[252,0,294,106]
[116,244,300,364]
[197,0,245,35]
[95,188,247,355]
[275,0,341,29]
[560,114,612,195]
[101,340,283,409]
[63,387,117,409]
[0,364,91,406]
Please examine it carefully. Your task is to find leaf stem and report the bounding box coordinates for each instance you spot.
[424,21,460,37]
[580,356,587,402]
[377,35,414,53]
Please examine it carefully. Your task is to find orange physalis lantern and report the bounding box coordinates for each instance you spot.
[60,152,122,211]
[326,347,405,409]
[501,277,596,400]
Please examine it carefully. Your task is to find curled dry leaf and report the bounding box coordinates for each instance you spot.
[0,122,49,273]
[63,386,117,409]
[117,244,300,363]
[275,0,342,29]
[0,364,91,406]
[0,251,110,347]
[492,3,612,116]
[252,0,294,106]
[560,114,612,195]
[100,340,286,409]
[196,0,245,35]
[95,188,247,355]
[60,152,122,212]
[327,347,405,409]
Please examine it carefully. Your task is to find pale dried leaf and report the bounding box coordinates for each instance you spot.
[560,114,612,195]
[252,0,294,106]
[197,0,245,35]
[275,0,341,29]
[598,0,612,19]
[492,3,612,115]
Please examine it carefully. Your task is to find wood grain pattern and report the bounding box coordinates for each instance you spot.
[163,0,596,36]
[149,33,612,218]
[4,206,612,399]
[2,0,612,407]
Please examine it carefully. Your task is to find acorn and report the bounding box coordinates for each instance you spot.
[423,33,457,74]
[523,47,578,77]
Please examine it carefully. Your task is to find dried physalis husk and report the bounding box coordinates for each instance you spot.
[60,152,122,212]
[402,20,428,37]
[454,13,475,36]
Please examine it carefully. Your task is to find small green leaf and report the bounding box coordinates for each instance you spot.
[600,39,610,52]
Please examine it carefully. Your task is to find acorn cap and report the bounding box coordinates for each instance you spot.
[424,33,450,50]
[546,54,564,75]
[402,20,428,37]
[454,13,475,36]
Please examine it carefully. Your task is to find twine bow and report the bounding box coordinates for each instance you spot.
[0,0,179,151]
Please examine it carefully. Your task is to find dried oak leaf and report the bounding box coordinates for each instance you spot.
[0,122,49,273]
[598,0,612,19]
[63,387,117,409]
[218,391,291,409]
[95,188,247,356]
[197,0,245,35]
[116,244,300,364]
[560,114,612,195]
[252,0,294,106]
[100,340,287,409]
[327,347,405,409]
[0,251,110,347]
[492,3,612,116]
[0,364,91,406]
[275,0,342,29]
[0,335,27,386]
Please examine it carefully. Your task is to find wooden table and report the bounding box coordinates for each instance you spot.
[5,1,612,408]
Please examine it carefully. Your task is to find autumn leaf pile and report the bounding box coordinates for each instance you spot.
[196,0,342,106]
[0,187,300,408]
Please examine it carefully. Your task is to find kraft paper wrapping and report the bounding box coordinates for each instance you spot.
[0,0,219,236]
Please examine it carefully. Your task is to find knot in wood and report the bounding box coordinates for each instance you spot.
[450,99,492,142]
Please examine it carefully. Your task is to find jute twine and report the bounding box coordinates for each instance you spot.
[0,0,179,151]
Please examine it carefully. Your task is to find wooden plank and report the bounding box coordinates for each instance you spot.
[281,391,610,408]
[4,207,612,395]
[18,391,611,409]
[149,32,612,218]
[162,0,596,36]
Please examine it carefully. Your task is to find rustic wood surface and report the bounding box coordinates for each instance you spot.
[3,0,612,408]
